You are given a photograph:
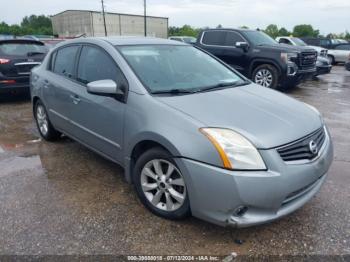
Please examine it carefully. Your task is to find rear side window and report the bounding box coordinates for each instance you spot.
[225,32,245,46]
[53,46,79,78]
[201,31,226,46]
[335,45,350,50]
[77,45,125,85]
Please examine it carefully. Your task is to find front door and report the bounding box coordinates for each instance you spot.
[66,45,128,163]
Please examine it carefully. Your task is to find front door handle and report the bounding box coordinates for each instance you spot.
[70,94,81,105]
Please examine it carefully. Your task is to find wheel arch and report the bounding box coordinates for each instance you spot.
[124,134,182,184]
[249,59,282,78]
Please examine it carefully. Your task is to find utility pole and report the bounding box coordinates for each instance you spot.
[101,0,107,36]
[144,0,147,37]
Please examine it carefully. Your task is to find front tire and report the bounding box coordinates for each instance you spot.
[34,100,61,141]
[133,148,191,220]
[327,55,335,65]
[252,64,279,89]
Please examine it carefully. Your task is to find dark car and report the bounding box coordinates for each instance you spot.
[195,29,317,89]
[300,37,335,49]
[346,61,350,71]
[0,39,47,95]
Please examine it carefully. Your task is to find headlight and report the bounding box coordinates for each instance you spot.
[281,52,298,64]
[200,128,266,170]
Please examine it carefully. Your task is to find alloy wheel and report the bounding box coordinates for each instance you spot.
[140,159,186,212]
[255,69,273,87]
[36,105,49,136]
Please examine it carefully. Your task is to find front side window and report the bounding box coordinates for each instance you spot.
[118,45,246,93]
[279,38,292,45]
[77,46,125,85]
[53,46,79,78]
[225,32,245,46]
[243,31,277,46]
[201,31,226,46]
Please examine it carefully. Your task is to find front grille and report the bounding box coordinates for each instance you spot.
[277,127,326,162]
[298,52,317,69]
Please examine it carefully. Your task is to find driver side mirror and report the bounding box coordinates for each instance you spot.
[235,42,249,52]
[87,79,124,96]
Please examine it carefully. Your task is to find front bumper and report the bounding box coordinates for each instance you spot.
[281,65,316,87]
[175,128,333,227]
[316,65,332,75]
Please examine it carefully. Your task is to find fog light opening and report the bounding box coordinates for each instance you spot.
[234,206,248,217]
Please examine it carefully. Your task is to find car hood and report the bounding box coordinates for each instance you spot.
[258,43,317,53]
[156,84,322,149]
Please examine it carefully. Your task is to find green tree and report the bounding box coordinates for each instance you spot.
[264,24,279,38]
[21,15,53,35]
[168,25,199,37]
[278,27,290,36]
[293,24,319,37]
[239,25,249,29]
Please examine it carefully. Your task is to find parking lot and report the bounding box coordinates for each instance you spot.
[0,66,349,257]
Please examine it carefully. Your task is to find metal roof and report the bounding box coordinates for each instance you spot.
[51,9,168,20]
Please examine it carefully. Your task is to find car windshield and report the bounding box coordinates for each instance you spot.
[292,38,307,46]
[243,31,277,46]
[183,37,196,44]
[118,45,246,93]
[0,43,47,56]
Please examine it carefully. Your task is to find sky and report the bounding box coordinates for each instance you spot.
[2,0,350,34]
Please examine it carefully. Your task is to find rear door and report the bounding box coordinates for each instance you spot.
[333,44,350,62]
[43,45,81,133]
[66,45,127,162]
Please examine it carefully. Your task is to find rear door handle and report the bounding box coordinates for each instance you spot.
[70,94,81,104]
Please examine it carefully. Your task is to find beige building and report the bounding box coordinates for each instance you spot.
[51,10,168,38]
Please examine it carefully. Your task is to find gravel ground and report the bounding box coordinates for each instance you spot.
[0,66,349,259]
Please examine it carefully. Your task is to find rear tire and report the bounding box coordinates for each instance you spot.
[34,100,61,141]
[252,64,279,89]
[133,147,191,220]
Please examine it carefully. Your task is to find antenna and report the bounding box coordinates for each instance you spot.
[101,0,107,36]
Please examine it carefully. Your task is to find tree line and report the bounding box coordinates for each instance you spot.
[1,14,349,41]
[0,15,53,36]
[169,24,350,40]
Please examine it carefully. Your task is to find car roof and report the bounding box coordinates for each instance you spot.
[202,28,257,32]
[73,36,188,46]
[0,39,44,45]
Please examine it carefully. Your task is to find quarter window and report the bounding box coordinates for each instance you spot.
[53,46,79,78]
[202,31,226,46]
[77,46,124,85]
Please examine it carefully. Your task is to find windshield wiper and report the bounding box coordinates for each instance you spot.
[152,89,196,95]
[197,80,249,93]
